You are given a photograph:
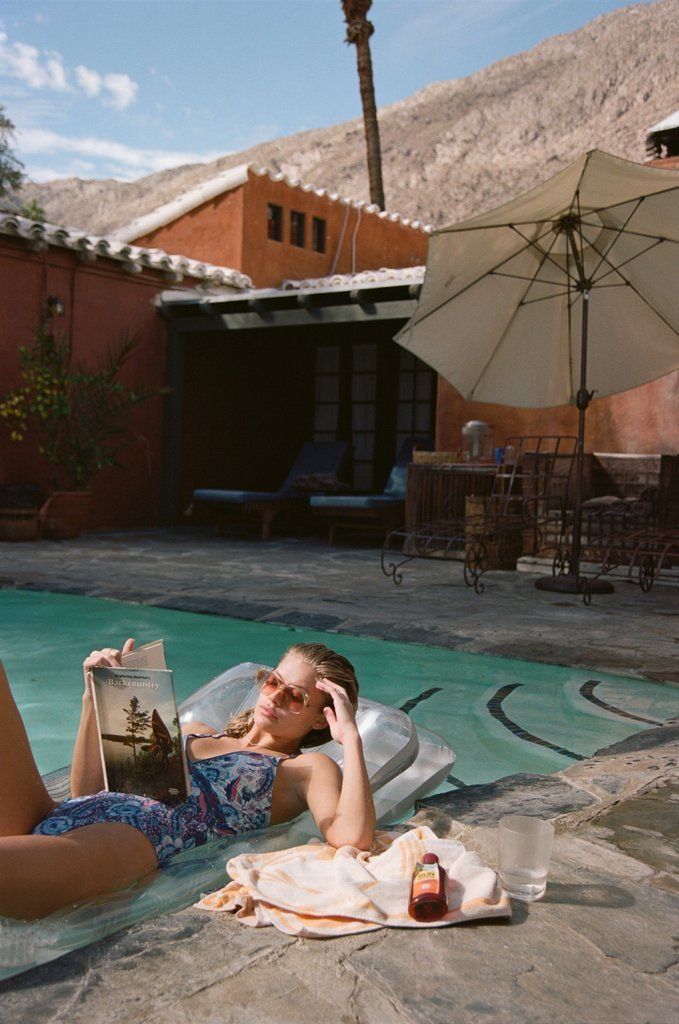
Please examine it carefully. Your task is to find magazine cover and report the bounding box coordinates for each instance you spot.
[90,666,189,805]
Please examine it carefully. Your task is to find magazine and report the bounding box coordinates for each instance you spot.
[90,663,190,805]
[120,638,167,671]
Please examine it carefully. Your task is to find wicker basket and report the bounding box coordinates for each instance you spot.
[412,450,463,465]
[0,506,40,541]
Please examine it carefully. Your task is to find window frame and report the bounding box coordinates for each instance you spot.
[267,203,283,242]
[312,216,327,254]
[290,209,306,248]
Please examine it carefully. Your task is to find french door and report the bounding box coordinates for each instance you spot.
[312,340,436,491]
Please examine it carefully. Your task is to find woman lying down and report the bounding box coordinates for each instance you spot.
[0,641,375,920]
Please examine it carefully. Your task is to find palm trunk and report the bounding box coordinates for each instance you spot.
[354,36,385,210]
[342,1,385,210]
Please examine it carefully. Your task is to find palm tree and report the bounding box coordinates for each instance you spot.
[341,0,385,210]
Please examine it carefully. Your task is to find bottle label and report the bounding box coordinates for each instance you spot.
[412,863,439,896]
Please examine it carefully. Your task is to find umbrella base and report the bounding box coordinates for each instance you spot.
[534,574,615,595]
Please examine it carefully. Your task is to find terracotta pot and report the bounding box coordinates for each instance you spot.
[39,491,92,540]
[0,507,40,541]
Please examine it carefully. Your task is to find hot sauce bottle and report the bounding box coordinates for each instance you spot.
[408,852,448,922]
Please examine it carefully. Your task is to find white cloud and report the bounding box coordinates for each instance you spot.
[17,126,221,178]
[0,33,69,90]
[0,29,138,109]
[75,64,101,98]
[103,72,137,110]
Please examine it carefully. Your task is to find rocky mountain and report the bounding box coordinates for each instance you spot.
[21,0,678,236]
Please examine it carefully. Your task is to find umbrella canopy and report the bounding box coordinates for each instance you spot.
[396,149,679,408]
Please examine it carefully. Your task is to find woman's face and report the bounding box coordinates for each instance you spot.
[253,654,329,740]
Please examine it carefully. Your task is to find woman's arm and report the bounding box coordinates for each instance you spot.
[70,641,134,797]
[303,679,375,851]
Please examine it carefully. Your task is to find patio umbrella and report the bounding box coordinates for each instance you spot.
[395,149,679,594]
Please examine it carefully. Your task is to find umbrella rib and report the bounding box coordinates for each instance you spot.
[590,238,664,286]
[519,289,575,306]
[410,232,555,328]
[589,197,644,282]
[591,246,679,338]
[588,226,678,243]
[491,270,567,287]
[510,224,581,288]
[583,181,679,219]
[468,230,562,399]
[435,179,679,237]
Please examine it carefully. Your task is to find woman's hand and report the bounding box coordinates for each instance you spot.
[315,678,360,746]
[82,639,135,699]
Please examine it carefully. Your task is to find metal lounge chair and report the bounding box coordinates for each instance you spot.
[310,437,432,543]
[190,440,348,539]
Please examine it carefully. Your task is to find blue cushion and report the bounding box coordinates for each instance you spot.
[383,463,408,498]
[310,495,404,510]
[192,489,302,506]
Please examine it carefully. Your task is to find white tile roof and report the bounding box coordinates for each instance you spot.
[0,213,252,289]
[112,163,434,244]
[648,110,679,134]
[281,265,426,291]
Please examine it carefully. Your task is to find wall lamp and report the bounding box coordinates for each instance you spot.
[46,295,65,317]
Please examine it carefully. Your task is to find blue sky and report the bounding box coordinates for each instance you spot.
[0,0,656,183]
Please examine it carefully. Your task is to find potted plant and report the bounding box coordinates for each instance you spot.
[0,298,164,539]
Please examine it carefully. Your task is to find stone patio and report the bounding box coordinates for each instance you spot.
[1,528,677,1022]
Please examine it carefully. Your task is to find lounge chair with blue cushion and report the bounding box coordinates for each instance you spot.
[310,437,432,543]
[191,440,348,540]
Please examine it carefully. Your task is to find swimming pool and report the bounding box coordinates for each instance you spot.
[2,589,675,788]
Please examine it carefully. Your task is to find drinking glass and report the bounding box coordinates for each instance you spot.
[498,815,554,902]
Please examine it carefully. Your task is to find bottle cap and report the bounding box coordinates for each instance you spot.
[422,853,438,864]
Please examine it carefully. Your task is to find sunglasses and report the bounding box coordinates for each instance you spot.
[255,668,318,715]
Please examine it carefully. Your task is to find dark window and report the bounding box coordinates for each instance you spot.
[395,349,436,457]
[267,203,282,242]
[312,346,340,443]
[290,210,306,247]
[312,216,326,253]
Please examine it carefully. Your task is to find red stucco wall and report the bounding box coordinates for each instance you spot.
[0,237,168,528]
[240,173,428,287]
[131,170,428,288]
[133,185,245,272]
[436,370,679,455]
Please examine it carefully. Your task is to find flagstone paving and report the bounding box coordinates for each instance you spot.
[0,528,677,1022]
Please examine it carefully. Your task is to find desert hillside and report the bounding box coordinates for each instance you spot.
[20,0,678,235]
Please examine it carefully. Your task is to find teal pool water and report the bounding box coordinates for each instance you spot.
[1,589,676,786]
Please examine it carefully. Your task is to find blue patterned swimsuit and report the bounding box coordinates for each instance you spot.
[32,734,294,866]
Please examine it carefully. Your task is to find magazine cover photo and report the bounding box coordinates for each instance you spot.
[91,667,189,805]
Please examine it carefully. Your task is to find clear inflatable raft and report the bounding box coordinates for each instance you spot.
[0,663,455,980]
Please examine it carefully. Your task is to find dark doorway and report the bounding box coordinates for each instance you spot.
[171,320,436,518]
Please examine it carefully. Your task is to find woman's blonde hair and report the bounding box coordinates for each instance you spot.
[224,642,359,748]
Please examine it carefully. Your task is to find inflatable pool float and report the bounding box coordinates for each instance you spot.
[0,663,455,980]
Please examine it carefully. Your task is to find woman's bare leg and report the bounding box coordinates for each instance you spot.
[0,660,56,836]
[0,822,158,920]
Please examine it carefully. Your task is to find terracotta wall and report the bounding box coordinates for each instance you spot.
[133,185,245,271]
[240,173,428,287]
[131,170,428,287]
[0,237,169,528]
[436,370,679,455]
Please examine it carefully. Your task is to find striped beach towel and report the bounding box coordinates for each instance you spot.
[195,825,511,936]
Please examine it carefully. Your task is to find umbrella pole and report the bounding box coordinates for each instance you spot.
[571,286,589,576]
[536,286,614,598]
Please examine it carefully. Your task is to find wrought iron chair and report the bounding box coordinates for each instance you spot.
[554,455,679,604]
